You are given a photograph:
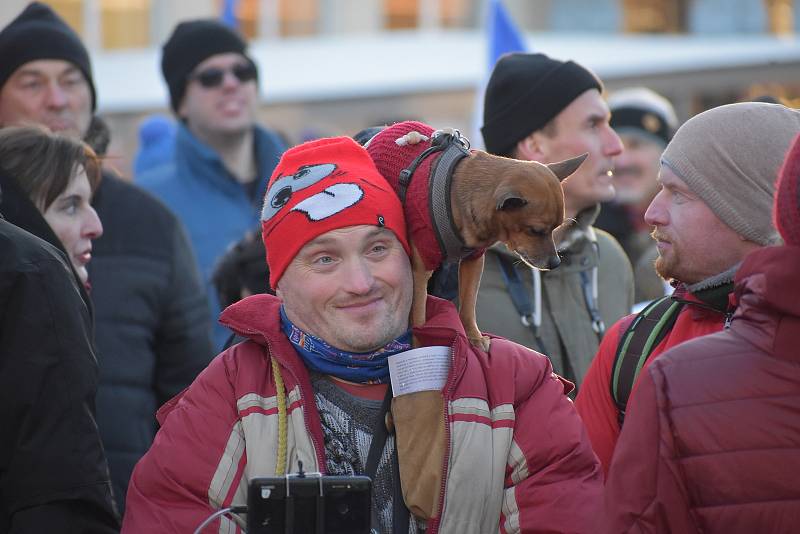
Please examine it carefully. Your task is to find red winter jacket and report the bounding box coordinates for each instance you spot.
[575,284,733,476]
[122,294,602,533]
[604,245,800,533]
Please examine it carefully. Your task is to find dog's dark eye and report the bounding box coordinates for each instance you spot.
[527,227,547,237]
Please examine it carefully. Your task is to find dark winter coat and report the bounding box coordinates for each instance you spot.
[89,173,214,512]
[0,217,119,532]
[604,245,800,533]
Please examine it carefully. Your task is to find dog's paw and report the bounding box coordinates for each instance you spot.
[468,334,491,352]
[395,131,430,146]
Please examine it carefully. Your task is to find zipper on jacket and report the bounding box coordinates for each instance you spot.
[723,312,733,329]
[432,339,459,533]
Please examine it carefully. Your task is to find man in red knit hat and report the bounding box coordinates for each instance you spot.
[123,136,602,533]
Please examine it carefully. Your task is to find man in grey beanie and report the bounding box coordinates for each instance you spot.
[477,52,633,390]
[576,102,800,475]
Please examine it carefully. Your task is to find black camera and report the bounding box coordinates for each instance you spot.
[247,473,371,534]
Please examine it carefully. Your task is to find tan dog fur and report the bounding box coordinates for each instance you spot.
[388,133,586,521]
[408,146,587,350]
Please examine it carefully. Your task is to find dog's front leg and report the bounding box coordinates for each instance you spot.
[458,254,490,351]
[410,244,433,344]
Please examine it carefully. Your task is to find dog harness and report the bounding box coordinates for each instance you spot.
[396,129,476,266]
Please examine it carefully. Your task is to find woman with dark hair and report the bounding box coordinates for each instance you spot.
[0,124,119,529]
[0,125,103,292]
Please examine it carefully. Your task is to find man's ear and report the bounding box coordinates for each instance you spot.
[515,131,546,161]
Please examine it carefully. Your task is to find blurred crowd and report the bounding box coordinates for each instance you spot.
[1,3,798,533]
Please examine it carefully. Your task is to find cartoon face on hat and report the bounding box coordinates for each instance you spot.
[261,137,410,287]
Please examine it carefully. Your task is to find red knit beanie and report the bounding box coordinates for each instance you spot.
[261,137,410,287]
[775,133,800,246]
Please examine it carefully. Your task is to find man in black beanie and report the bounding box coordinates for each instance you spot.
[476,52,633,391]
[0,2,214,516]
[136,19,287,351]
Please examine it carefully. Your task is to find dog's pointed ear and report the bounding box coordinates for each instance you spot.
[546,153,588,182]
[495,190,528,211]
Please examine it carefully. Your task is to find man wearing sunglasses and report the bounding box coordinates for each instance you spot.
[137,19,287,350]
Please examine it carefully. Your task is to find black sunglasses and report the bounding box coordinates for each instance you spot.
[191,62,258,88]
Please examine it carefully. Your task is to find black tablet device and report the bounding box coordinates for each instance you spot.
[247,474,371,534]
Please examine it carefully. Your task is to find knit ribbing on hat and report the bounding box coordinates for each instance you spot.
[481,53,602,156]
[0,2,96,110]
[775,133,800,246]
[161,19,253,113]
[261,137,410,287]
[661,102,800,247]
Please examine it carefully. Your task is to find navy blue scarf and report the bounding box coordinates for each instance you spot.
[279,306,411,384]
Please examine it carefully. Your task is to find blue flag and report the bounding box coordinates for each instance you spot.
[487,0,527,69]
[221,0,239,29]
[472,0,528,149]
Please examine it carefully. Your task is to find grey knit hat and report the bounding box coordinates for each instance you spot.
[661,102,800,246]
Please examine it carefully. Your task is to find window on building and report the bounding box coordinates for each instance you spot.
[441,0,478,28]
[48,0,150,49]
[765,0,794,34]
[101,0,151,49]
[279,0,318,36]
[385,0,419,29]
[47,0,84,35]
[622,0,688,33]
[215,0,319,39]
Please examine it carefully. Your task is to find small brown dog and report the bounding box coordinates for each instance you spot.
[366,121,586,350]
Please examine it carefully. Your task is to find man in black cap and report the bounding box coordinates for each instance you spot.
[0,2,214,514]
[137,19,287,350]
[476,52,633,390]
[597,87,679,304]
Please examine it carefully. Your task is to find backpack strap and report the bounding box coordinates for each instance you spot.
[610,295,684,427]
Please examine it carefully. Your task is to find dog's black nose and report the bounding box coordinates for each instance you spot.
[546,256,561,270]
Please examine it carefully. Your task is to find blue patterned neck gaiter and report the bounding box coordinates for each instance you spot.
[279,306,411,384]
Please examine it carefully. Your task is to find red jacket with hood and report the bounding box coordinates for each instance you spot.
[575,283,734,475]
[604,245,800,533]
[122,294,602,533]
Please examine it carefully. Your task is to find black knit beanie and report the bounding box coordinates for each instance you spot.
[0,2,96,110]
[161,19,255,113]
[481,53,602,157]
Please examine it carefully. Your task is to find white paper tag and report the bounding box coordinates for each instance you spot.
[388,346,450,397]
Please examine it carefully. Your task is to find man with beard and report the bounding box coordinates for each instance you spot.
[575,102,800,475]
